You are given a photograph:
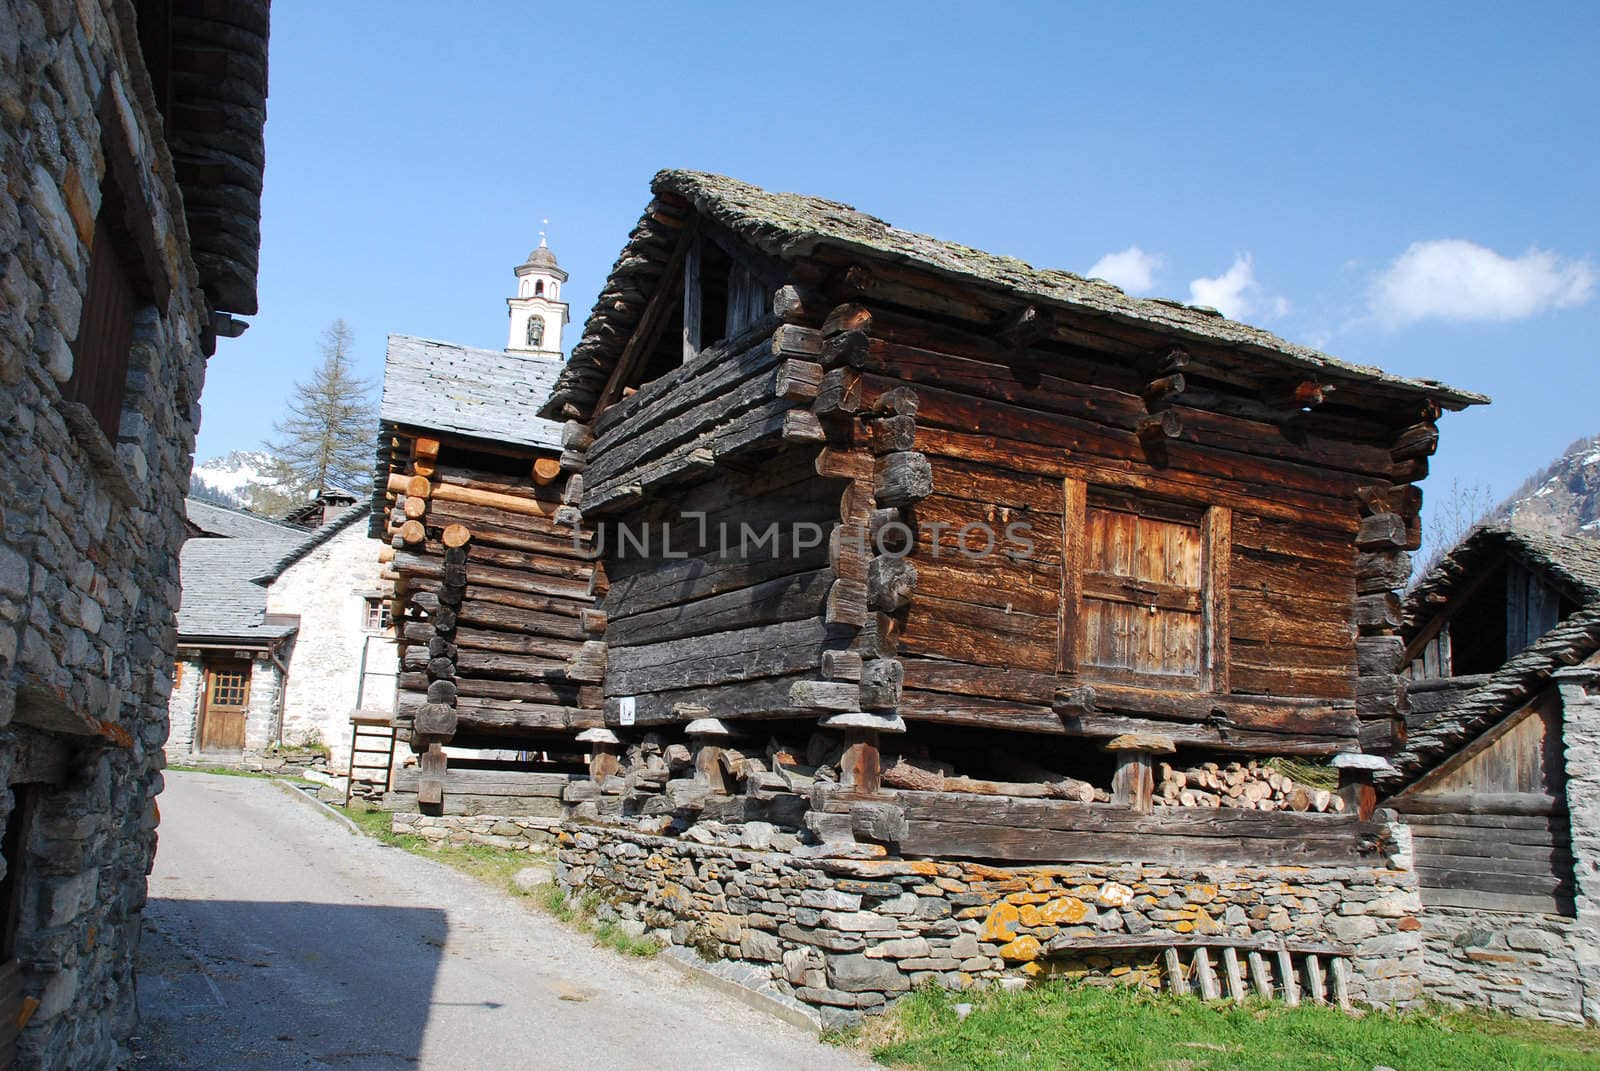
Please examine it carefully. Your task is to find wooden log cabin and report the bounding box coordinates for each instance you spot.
[371,334,604,812]
[1379,524,1600,1021]
[539,170,1487,860]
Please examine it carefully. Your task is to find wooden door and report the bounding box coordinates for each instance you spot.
[1080,504,1203,684]
[199,660,251,752]
[1060,483,1229,690]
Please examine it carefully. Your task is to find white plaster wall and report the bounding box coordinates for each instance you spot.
[164,655,204,758]
[267,521,397,772]
[243,654,282,751]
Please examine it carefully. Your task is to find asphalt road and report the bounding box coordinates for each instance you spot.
[135,771,877,1071]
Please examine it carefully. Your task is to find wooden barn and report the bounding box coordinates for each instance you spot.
[1381,525,1600,1022]
[538,170,1487,861]
[371,334,604,813]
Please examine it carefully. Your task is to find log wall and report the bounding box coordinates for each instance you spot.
[375,427,605,805]
[571,268,1429,758]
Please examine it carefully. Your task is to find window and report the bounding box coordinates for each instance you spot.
[68,224,140,439]
[364,597,393,633]
[172,662,184,687]
[1060,483,1230,690]
[534,279,545,296]
[66,90,168,443]
[207,668,250,708]
[525,316,544,348]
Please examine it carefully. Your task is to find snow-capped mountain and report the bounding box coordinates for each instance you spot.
[190,450,293,512]
[1494,433,1600,538]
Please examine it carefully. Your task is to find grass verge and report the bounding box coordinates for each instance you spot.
[341,804,659,959]
[853,984,1599,1071]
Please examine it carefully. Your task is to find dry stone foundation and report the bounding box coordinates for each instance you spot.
[391,812,559,851]
[557,821,1425,1029]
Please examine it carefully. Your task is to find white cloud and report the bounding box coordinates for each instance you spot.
[1086,246,1164,294]
[1187,253,1287,321]
[1370,239,1595,327]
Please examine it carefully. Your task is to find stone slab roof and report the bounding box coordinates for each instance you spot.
[380,334,565,451]
[176,537,298,643]
[253,503,371,583]
[176,504,370,643]
[542,169,1490,421]
[1381,525,1600,792]
[1405,524,1600,621]
[185,499,303,542]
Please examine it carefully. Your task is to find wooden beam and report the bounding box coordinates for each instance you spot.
[595,224,695,417]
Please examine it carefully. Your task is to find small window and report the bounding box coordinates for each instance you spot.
[67,224,140,440]
[364,597,392,633]
[1060,483,1230,690]
[173,662,184,687]
[207,668,250,708]
[535,280,545,296]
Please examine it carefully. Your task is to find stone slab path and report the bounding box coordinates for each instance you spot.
[135,771,879,1070]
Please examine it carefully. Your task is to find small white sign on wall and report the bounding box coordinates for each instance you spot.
[618,696,636,726]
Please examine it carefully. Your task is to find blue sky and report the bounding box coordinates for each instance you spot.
[201,1,1599,527]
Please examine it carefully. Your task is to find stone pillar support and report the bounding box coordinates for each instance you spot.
[576,727,624,782]
[1331,752,1392,821]
[685,718,744,794]
[819,711,905,796]
[1555,665,1600,1026]
[1103,733,1175,814]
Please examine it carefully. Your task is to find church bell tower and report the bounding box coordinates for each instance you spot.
[507,231,569,358]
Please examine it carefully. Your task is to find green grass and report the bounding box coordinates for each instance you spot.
[340,804,659,959]
[855,984,1600,1071]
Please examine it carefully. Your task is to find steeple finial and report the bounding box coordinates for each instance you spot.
[538,218,549,248]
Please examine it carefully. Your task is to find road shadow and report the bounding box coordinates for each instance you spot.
[134,897,452,1070]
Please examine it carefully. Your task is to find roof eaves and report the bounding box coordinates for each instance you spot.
[251,503,372,585]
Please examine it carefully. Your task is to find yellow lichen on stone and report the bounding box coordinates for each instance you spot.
[1034,896,1090,925]
[1185,884,1219,904]
[1022,961,1044,976]
[998,935,1042,961]
[1005,891,1051,905]
[979,901,1022,941]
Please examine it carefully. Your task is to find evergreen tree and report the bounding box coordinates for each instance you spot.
[264,319,376,497]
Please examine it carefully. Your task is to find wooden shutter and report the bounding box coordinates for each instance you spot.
[1060,481,1230,690]
[67,226,138,441]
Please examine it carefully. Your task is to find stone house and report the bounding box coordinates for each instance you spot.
[0,0,270,1064]
[170,497,396,773]
[1384,525,1600,1024]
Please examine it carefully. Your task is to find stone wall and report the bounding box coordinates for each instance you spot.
[1420,906,1595,1024]
[267,520,396,772]
[391,813,559,851]
[242,653,284,753]
[558,822,1424,1029]
[1557,663,1600,1023]
[166,656,203,756]
[0,1,218,1065]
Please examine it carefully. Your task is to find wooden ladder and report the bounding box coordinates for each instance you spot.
[1158,939,1352,1009]
[344,712,399,806]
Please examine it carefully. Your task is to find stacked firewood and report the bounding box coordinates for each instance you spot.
[1153,760,1345,812]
